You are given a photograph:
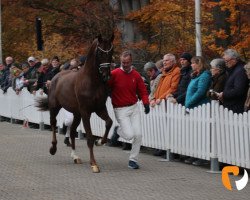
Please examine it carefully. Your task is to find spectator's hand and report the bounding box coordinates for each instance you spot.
[155,99,161,105]
[169,97,177,104]
[24,79,29,85]
[39,89,44,96]
[150,99,156,107]
[217,92,223,102]
[144,104,150,114]
[166,94,173,99]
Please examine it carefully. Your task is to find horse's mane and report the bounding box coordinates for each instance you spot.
[84,38,99,66]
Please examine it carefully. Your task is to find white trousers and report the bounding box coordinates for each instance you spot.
[62,109,73,137]
[114,104,142,162]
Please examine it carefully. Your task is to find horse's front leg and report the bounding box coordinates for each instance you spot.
[70,114,82,164]
[82,113,100,173]
[95,107,113,146]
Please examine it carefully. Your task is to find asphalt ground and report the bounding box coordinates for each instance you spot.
[0,121,249,200]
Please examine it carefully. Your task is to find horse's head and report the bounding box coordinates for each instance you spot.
[96,34,114,82]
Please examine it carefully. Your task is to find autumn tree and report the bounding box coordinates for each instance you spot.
[206,0,250,60]
[127,0,196,61]
[2,0,116,62]
[124,0,250,61]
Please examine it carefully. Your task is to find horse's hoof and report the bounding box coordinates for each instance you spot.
[49,146,57,155]
[91,165,100,173]
[95,139,103,146]
[74,158,82,164]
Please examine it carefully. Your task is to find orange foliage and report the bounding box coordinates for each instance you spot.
[128,0,249,60]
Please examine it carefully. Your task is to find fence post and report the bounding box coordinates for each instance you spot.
[39,122,44,130]
[58,126,64,135]
[78,130,84,140]
[207,101,221,173]
[159,100,174,162]
[10,117,14,124]
[39,111,44,130]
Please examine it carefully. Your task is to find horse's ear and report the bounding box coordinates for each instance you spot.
[109,33,114,42]
[97,34,103,43]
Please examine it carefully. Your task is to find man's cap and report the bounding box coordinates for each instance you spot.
[27,56,36,62]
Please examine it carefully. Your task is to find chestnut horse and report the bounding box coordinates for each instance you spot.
[36,35,114,173]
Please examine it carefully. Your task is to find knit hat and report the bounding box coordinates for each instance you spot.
[180,52,192,63]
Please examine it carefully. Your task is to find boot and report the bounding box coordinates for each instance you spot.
[62,124,67,135]
[109,126,121,146]
[64,137,71,147]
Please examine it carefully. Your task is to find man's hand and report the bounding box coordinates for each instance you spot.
[144,104,150,114]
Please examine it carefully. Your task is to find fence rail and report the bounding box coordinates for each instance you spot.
[0,88,249,169]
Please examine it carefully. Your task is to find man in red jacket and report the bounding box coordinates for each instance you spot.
[108,51,150,169]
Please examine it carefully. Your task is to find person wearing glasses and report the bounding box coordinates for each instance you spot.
[207,58,227,102]
[217,49,248,114]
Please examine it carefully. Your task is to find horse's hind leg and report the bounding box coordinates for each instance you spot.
[49,107,60,155]
[70,114,82,164]
[95,107,113,146]
[81,113,100,173]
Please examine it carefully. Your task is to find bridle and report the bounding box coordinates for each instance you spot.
[98,44,113,54]
[99,63,111,74]
[96,44,113,74]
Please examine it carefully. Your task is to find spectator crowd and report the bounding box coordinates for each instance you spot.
[0,48,249,168]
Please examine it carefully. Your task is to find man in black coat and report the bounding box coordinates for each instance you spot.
[218,49,248,114]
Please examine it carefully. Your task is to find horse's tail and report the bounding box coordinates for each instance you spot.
[35,97,49,111]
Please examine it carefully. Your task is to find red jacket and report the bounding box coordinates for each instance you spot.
[108,68,149,108]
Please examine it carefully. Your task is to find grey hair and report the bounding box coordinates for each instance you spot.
[155,59,163,69]
[223,49,240,60]
[144,62,157,71]
[120,50,132,59]
[210,58,225,70]
[164,53,176,64]
[41,58,49,65]
[244,62,250,71]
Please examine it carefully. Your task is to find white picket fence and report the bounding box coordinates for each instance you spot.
[0,88,249,169]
